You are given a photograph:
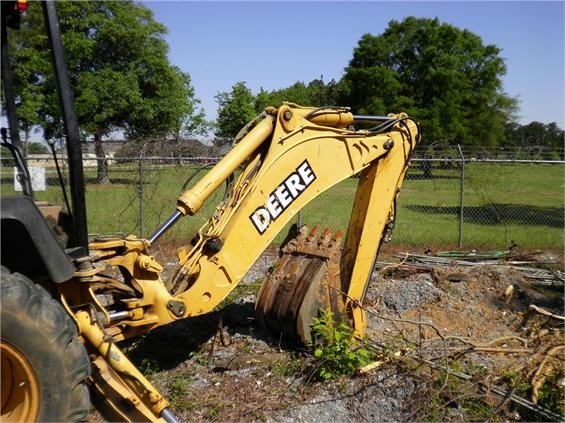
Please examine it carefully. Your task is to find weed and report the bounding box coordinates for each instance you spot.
[420,360,498,422]
[500,368,529,395]
[138,358,160,377]
[203,398,225,420]
[536,369,565,416]
[308,309,374,380]
[168,373,195,412]
[270,352,304,377]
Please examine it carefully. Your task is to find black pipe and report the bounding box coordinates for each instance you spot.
[42,1,89,252]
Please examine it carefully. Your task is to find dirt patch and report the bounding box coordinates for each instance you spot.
[90,246,564,422]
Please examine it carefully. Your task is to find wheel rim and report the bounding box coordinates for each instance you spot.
[1,341,40,422]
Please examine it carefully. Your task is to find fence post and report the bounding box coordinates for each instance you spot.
[457,145,465,246]
[138,149,144,237]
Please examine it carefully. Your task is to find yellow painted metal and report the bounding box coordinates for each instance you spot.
[341,117,419,338]
[0,342,40,422]
[176,112,276,216]
[80,105,417,339]
[75,310,169,422]
[87,236,179,332]
[168,105,419,333]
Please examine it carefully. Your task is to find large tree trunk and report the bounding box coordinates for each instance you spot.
[94,133,110,184]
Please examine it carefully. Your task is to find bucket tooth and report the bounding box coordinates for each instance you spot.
[332,229,343,242]
[320,228,332,247]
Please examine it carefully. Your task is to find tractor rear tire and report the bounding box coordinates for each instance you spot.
[1,268,91,422]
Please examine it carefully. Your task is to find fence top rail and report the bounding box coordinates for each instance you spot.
[2,152,564,166]
[411,158,565,165]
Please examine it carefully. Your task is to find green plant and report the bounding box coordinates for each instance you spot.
[423,363,494,422]
[138,358,160,377]
[270,352,304,378]
[309,309,373,380]
[536,370,565,417]
[168,373,195,412]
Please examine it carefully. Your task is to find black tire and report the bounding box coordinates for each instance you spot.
[1,268,91,422]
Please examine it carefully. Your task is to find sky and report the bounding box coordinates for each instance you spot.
[143,0,565,128]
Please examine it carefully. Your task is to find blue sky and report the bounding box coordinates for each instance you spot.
[144,1,564,127]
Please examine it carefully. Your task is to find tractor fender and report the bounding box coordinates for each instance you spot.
[1,197,75,283]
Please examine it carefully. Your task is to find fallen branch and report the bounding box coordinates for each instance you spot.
[356,348,409,375]
[529,304,565,321]
[447,347,533,354]
[446,335,530,348]
[423,359,565,422]
[531,345,565,404]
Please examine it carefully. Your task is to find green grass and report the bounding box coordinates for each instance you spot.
[2,161,563,250]
[285,163,564,249]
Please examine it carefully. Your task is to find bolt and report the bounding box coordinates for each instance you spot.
[384,139,394,150]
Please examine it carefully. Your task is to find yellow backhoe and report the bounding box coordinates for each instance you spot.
[1,2,420,421]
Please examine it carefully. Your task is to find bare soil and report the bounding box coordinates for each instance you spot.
[89,245,564,422]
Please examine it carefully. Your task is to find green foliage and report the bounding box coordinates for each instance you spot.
[503,121,565,159]
[254,77,344,111]
[138,358,160,377]
[341,17,518,146]
[502,368,565,420]
[26,142,48,154]
[214,81,257,146]
[423,361,493,421]
[535,370,565,417]
[309,309,373,380]
[215,78,347,145]
[270,352,304,378]
[7,1,206,147]
[168,373,196,412]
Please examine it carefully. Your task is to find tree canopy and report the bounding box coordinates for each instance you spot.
[214,17,524,148]
[254,77,343,112]
[503,121,564,159]
[214,78,345,143]
[214,82,257,146]
[341,17,518,146]
[7,0,205,181]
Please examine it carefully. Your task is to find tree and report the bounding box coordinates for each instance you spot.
[214,82,256,146]
[4,3,50,140]
[8,1,204,183]
[26,142,48,154]
[342,17,518,146]
[254,77,344,112]
[503,120,564,159]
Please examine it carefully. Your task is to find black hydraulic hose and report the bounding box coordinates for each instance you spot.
[1,128,34,199]
[180,162,216,192]
[353,114,395,124]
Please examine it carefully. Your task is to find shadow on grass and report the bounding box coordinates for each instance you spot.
[405,172,459,181]
[407,204,564,228]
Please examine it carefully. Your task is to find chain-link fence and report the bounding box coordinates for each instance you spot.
[2,143,564,250]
